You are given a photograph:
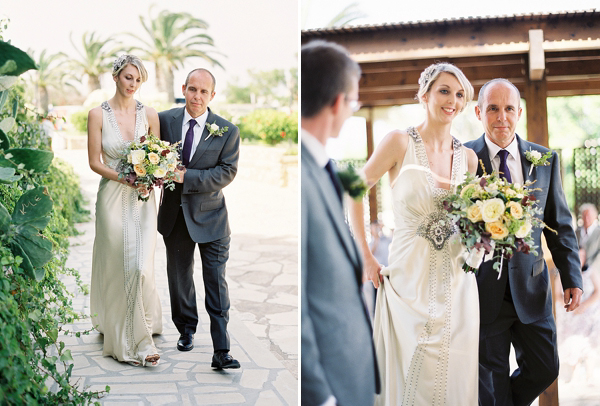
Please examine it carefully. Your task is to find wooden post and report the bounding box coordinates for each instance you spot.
[524,76,549,148]
[366,107,378,224]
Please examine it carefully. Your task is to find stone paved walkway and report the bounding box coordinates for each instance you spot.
[54,148,298,405]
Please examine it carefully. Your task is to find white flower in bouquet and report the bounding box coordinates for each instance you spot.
[529,150,542,160]
[515,221,533,238]
[153,167,167,178]
[506,201,524,219]
[482,198,505,223]
[131,150,146,165]
[167,163,176,171]
[148,152,160,165]
[166,151,174,160]
[151,143,160,150]
[127,153,132,164]
[466,201,483,222]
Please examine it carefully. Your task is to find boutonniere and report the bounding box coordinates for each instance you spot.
[205,122,228,141]
[337,165,369,200]
[525,148,553,176]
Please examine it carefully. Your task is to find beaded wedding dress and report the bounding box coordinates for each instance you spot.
[90,101,162,365]
[374,127,479,405]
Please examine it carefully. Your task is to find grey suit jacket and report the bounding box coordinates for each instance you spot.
[301,143,377,406]
[157,106,240,243]
[464,134,582,324]
[583,226,600,270]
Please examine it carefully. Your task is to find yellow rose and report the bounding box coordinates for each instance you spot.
[481,198,505,223]
[167,163,176,171]
[506,201,524,219]
[515,221,533,238]
[153,167,167,178]
[466,202,483,222]
[133,164,146,176]
[505,188,517,198]
[151,143,160,150]
[130,150,146,165]
[148,152,160,165]
[486,221,509,240]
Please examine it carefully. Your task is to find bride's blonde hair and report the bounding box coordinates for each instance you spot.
[416,62,473,112]
[112,54,148,83]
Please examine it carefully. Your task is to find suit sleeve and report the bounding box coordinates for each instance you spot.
[301,173,334,404]
[182,125,240,194]
[542,151,583,290]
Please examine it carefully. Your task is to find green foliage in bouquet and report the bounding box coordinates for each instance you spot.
[0,38,105,404]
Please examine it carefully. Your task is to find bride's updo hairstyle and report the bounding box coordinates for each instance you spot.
[112,54,148,83]
[416,62,473,113]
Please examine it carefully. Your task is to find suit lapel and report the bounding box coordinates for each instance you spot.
[473,135,493,176]
[188,108,214,168]
[304,147,362,275]
[517,135,535,184]
[170,108,185,145]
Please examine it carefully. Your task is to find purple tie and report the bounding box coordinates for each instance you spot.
[497,149,512,183]
[182,119,196,167]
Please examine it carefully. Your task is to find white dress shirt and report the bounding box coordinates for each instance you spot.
[181,108,209,164]
[484,136,524,185]
[301,129,329,169]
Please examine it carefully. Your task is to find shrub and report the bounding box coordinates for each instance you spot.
[70,110,88,133]
[238,109,298,145]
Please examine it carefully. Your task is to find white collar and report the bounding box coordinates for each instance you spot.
[183,108,209,128]
[301,128,329,169]
[485,135,520,161]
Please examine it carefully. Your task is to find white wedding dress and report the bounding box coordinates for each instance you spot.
[90,101,163,365]
[374,127,479,405]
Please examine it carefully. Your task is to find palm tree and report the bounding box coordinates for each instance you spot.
[69,31,121,94]
[327,3,366,27]
[128,8,223,103]
[28,50,72,114]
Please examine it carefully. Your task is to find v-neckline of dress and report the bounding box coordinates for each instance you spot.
[103,100,142,145]
[408,126,461,197]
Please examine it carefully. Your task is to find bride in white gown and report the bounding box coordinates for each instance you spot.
[350,63,480,405]
[87,55,163,366]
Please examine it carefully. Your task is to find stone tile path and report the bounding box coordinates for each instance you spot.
[54,148,298,405]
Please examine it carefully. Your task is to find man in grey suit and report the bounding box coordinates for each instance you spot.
[464,78,583,405]
[158,68,240,369]
[578,203,600,271]
[301,40,379,406]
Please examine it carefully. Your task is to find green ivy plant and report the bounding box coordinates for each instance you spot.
[0,38,106,404]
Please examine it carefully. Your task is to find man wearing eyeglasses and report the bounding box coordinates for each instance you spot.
[301,40,379,406]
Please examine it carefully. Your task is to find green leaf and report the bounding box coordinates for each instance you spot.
[0,128,9,150]
[0,41,37,76]
[12,186,53,225]
[28,309,42,322]
[0,148,54,172]
[0,202,9,233]
[47,328,58,342]
[14,225,53,268]
[12,97,17,118]
[59,349,73,362]
[9,242,34,277]
[0,90,7,111]
[0,167,21,184]
[34,267,46,281]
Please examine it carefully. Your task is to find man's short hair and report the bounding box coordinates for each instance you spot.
[301,40,361,118]
[477,78,521,108]
[185,68,216,92]
[580,203,598,217]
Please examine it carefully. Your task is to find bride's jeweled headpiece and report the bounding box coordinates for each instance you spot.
[113,55,129,75]
[418,65,437,91]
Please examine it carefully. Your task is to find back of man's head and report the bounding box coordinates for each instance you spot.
[301,40,361,118]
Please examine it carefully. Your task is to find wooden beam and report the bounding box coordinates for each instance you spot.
[365,108,378,224]
[528,29,545,80]
[524,75,549,147]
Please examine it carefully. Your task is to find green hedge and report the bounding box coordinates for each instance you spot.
[70,111,88,133]
[238,109,298,145]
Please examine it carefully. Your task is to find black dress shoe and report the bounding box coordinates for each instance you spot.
[211,351,240,369]
[177,334,194,351]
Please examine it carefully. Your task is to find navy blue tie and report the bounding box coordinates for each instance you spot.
[325,160,343,202]
[182,119,196,167]
[497,149,512,183]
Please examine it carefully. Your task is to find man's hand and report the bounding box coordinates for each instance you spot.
[564,287,583,312]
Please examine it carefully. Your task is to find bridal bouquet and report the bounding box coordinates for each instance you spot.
[443,167,550,275]
[116,134,182,201]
